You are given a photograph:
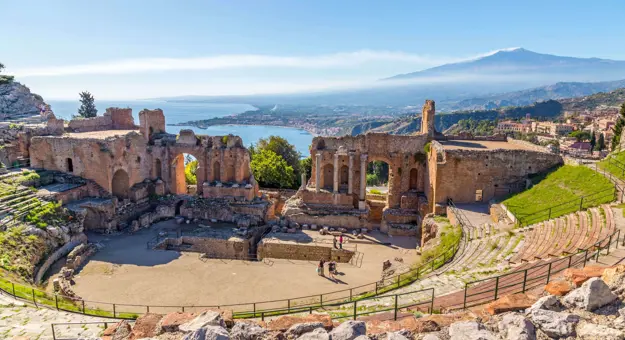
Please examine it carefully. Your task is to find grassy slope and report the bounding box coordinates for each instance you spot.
[503,165,614,225]
[597,151,625,181]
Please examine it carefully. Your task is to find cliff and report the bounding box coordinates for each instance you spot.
[0,81,46,122]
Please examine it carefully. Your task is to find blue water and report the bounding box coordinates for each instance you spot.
[47,100,313,155]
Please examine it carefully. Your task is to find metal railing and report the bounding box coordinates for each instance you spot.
[460,228,622,310]
[514,185,618,227]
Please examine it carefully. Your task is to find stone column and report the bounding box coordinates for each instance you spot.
[333,153,339,193]
[301,172,306,190]
[348,152,354,195]
[359,154,368,210]
[315,153,322,192]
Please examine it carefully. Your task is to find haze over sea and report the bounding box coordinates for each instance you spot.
[47,100,313,155]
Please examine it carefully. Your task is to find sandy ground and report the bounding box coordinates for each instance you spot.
[69,220,418,314]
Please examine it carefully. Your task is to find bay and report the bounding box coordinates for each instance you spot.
[47,100,313,155]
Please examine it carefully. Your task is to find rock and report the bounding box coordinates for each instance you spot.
[564,268,590,287]
[498,313,536,340]
[385,331,409,340]
[230,322,267,340]
[577,322,624,340]
[329,320,366,340]
[111,320,132,340]
[183,325,230,340]
[382,260,392,271]
[129,313,163,339]
[583,265,607,278]
[267,314,333,332]
[179,311,225,332]
[602,264,625,292]
[620,307,625,318]
[159,312,196,333]
[131,220,140,231]
[485,293,536,315]
[422,335,441,340]
[286,322,324,338]
[176,217,185,224]
[526,295,564,314]
[562,277,618,311]
[544,280,572,296]
[46,226,60,238]
[530,309,579,338]
[297,328,329,340]
[448,321,494,340]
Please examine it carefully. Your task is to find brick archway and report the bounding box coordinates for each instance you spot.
[112,169,129,199]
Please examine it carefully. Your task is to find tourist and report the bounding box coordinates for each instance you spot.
[339,235,343,249]
[333,236,337,248]
[328,261,336,280]
[318,259,325,276]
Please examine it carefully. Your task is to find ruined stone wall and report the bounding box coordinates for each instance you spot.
[506,137,552,153]
[53,181,109,204]
[29,132,151,196]
[162,236,251,259]
[107,107,136,130]
[259,189,297,216]
[257,240,354,263]
[68,115,113,132]
[420,100,435,137]
[139,109,166,140]
[429,146,562,205]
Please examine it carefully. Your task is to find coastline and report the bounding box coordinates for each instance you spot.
[169,122,319,137]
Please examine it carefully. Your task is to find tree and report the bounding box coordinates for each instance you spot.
[252,136,302,188]
[77,91,97,118]
[184,160,198,185]
[250,149,294,188]
[0,62,14,84]
[596,133,605,151]
[300,156,312,182]
[590,132,596,155]
[612,102,625,151]
[570,130,591,142]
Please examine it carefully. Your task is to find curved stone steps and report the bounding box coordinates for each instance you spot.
[562,212,582,254]
[533,219,558,260]
[546,217,569,258]
[520,222,549,262]
[509,224,539,264]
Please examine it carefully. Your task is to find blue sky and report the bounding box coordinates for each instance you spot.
[2,0,624,99]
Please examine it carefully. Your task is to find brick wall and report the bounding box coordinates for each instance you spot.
[257,241,354,263]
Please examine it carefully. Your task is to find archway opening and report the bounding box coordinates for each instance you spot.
[322,163,334,190]
[366,160,389,224]
[213,161,221,182]
[112,169,129,199]
[340,165,349,185]
[66,158,73,173]
[409,168,418,191]
[153,158,162,179]
[172,153,198,195]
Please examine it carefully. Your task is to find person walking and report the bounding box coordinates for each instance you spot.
[339,235,343,249]
[333,236,337,249]
[328,261,336,280]
[318,259,325,277]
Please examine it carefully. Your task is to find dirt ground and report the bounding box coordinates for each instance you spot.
[70,220,418,313]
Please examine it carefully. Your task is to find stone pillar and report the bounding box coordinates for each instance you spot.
[315,153,322,192]
[348,152,354,195]
[333,153,339,193]
[359,154,368,210]
[301,172,306,190]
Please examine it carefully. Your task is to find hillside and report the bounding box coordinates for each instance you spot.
[0,81,46,121]
[447,79,625,111]
[560,87,625,112]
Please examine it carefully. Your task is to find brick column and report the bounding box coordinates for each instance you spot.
[315,153,322,192]
[348,152,354,195]
[333,153,339,193]
[359,154,368,210]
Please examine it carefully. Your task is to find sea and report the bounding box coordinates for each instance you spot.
[47,100,313,155]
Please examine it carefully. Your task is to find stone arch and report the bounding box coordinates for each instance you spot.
[409,168,418,190]
[153,158,162,179]
[340,165,349,185]
[66,158,73,173]
[213,161,221,182]
[112,169,130,199]
[322,163,333,190]
[171,153,200,195]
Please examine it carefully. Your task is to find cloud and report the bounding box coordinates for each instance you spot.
[11,50,485,77]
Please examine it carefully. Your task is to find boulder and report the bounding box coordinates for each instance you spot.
[329,320,366,340]
[544,280,573,296]
[297,328,330,340]
[385,331,409,340]
[485,293,536,315]
[159,312,196,333]
[530,309,579,338]
[286,322,324,338]
[179,311,225,332]
[497,313,536,340]
[602,264,625,292]
[563,268,590,287]
[422,335,441,340]
[562,277,618,311]
[577,322,624,340]
[230,321,268,340]
[111,320,132,340]
[183,325,229,340]
[526,295,564,314]
[583,265,607,277]
[267,314,333,332]
[448,321,494,340]
[128,313,163,339]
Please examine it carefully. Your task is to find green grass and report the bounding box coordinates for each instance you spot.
[598,151,625,181]
[503,165,614,226]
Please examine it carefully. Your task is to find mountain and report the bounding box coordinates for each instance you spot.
[0,81,46,121]
[385,48,625,83]
[445,79,625,111]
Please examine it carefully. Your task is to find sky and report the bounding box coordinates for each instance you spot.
[2,0,625,100]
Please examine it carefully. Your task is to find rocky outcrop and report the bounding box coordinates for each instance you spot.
[0,81,46,121]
